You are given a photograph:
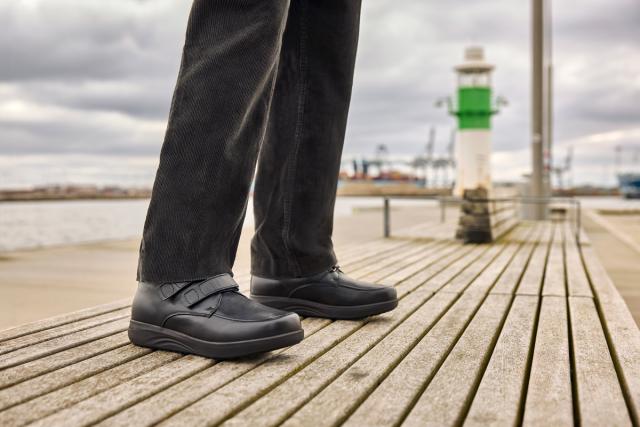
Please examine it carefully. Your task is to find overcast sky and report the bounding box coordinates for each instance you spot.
[0,0,639,188]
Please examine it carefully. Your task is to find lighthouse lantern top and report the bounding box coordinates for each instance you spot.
[455,47,494,87]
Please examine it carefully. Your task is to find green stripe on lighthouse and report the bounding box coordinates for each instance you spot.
[456,87,492,130]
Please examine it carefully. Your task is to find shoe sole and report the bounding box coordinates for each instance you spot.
[128,320,304,359]
[250,295,399,320]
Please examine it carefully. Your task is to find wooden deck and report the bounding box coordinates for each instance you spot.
[0,220,638,426]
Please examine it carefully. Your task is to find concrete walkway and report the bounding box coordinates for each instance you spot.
[583,210,640,325]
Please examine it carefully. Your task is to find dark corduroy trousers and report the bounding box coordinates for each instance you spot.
[137,0,362,284]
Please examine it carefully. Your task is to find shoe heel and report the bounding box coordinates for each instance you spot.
[128,320,162,347]
[128,320,195,354]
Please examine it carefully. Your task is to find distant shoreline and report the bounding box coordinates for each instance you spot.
[0,185,152,202]
[0,180,621,202]
[0,194,151,203]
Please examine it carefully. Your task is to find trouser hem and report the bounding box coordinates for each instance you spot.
[250,252,337,280]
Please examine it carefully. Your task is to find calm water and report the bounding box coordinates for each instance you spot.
[2,196,636,252]
[0,197,436,252]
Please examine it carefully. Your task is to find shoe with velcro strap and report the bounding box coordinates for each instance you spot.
[128,273,303,359]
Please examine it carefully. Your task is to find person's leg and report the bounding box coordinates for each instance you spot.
[251,0,361,278]
[138,0,289,284]
[250,0,398,319]
[130,0,303,359]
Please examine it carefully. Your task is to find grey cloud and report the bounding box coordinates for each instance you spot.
[0,1,188,81]
[0,0,638,186]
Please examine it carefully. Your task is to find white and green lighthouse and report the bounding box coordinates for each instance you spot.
[445,47,504,197]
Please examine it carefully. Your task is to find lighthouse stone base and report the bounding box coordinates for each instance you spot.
[455,187,494,243]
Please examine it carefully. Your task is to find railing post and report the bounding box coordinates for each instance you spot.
[383,197,390,238]
[440,198,446,223]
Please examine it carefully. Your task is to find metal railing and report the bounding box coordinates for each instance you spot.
[381,195,582,245]
[380,195,439,238]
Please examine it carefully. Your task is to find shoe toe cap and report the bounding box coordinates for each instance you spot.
[379,285,398,300]
[270,312,302,335]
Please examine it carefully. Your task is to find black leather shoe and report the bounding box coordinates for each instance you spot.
[250,266,398,320]
[128,274,303,359]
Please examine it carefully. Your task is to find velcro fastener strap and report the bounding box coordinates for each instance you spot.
[180,275,238,307]
[159,281,190,300]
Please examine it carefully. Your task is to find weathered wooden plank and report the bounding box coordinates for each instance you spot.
[522,296,573,426]
[491,224,542,295]
[0,317,129,370]
[0,351,179,427]
[30,355,210,427]
[563,222,593,297]
[597,296,640,424]
[0,307,130,356]
[569,297,631,426]
[346,242,425,279]
[96,317,330,427]
[404,245,480,294]
[333,239,383,258]
[516,222,552,296]
[463,243,519,295]
[157,321,364,427]
[439,244,502,293]
[581,245,623,304]
[502,220,534,244]
[221,290,458,427]
[579,226,591,246]
[581,243,640,421]
[0,344,150,411]
[401,294,512,426]
[336,291,490,427]
[492,216,518,241]
[339,239,414,267]
[465,295,539,426]
[379,243,462,288]
[541,224,565,296]
[0,299,130,343]
[397,218,456,241]
[374,241,450,286]
[359,241,441,283]
[0,332,129,388]
[338,246,516,427]
[341,240,420,271]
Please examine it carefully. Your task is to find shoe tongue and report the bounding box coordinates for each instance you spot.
[217,291,286,320]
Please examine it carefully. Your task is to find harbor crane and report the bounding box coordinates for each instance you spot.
[552,146,573,189]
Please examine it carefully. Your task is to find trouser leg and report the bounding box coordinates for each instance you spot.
[251,0,362,278]
[138,0,290,284]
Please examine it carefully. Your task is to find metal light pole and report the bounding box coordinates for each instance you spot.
[545,0,554,204]
[531,0,549,219]
[528,0,553,220]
